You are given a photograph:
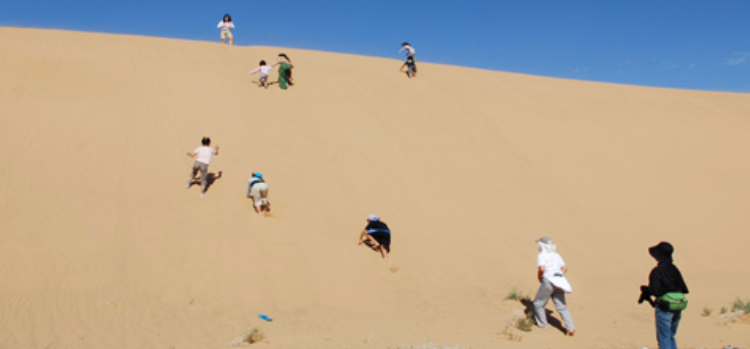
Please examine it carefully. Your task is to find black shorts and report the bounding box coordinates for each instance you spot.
[369,232,391,247]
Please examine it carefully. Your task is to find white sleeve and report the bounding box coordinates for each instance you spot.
[217,21,223,28]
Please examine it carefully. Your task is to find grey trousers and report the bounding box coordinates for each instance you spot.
[533,278,575,332]
[190,161,209,189]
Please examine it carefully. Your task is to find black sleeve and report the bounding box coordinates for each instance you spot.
[648,268,664,297]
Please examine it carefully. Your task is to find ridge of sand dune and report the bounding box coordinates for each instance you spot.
[1,27,749,349]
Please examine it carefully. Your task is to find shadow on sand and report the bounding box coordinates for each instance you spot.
[520,297,566,334]
[188,171,223,193]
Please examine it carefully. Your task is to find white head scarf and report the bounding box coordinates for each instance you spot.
[538,240,557,253]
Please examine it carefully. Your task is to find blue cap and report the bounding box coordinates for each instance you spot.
[253,172,263,178]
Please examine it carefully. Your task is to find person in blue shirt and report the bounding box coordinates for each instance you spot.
[358,214,391,260]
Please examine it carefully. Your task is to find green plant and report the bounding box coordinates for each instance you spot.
[731,297,750,314]
[505,288,526,301]
[244,327,265,344]
[720,306,728,314]
[701,306,713,317]
[516,316,534,332]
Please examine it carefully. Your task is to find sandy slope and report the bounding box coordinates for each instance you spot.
[1,27,749,349]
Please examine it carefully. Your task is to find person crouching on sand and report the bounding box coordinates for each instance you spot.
[251,60,273,88]
[186,137,219,197]
[533,236,576,336]
[246,172,270,214]
[217,14,235,45]
[358,214,391,260]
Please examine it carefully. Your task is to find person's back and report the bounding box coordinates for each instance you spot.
[358,215,391,260]
[643,242,689,349]
[186,137,219,197]
[247,172,270,214]
[649,263,688,297]
[538,250,565,277]
[399,42,415,58]
[194,145,215,165]
[532,236,575,336]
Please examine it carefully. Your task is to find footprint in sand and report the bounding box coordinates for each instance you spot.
[389,265,400,273]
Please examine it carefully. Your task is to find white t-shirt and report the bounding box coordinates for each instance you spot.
[399,45,416,56]
[217,21,235,30]
[251,65,273,76]
[537,251,566,281]
[194,146,216,165]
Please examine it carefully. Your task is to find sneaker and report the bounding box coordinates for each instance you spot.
[567,330,575,336]
[186,181,191,189]
[200,191,205,198]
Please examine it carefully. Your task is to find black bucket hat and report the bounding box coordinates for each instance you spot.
[649,241,674,263]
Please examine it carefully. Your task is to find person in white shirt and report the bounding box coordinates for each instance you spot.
[532,236,576,336]
[186,137,220,197]
[251,60,274,88]
[398,42,417,78]
[399,42,415,58]
[217,14,235,45]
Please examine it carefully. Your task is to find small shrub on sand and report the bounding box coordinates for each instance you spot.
[701,306,713,317]
[244,327,265,344]
[717,297,750,326]
[501,307,535,342]
[731,297,750,314]
[516,315,534,332]
[505,288,527,301]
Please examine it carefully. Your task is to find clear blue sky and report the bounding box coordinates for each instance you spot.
[3,1,749,93]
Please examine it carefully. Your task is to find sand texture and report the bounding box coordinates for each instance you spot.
[1,27,750,349]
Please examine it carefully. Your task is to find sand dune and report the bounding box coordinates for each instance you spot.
[1,27,749,349]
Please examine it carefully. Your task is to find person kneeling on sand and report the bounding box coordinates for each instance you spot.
[251,60,273,88]
[358,214,391,260]
[533,236,576,336]
[186,137,219,197]
[246,172,270,214]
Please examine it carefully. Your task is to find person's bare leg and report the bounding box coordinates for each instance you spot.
[379,246,388,260]
[229,37,234,45]
[366,235,380,248]
[262,199,270,212]
[221,38,226,44]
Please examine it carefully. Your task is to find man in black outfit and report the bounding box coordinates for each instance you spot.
[638,242,689,349]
